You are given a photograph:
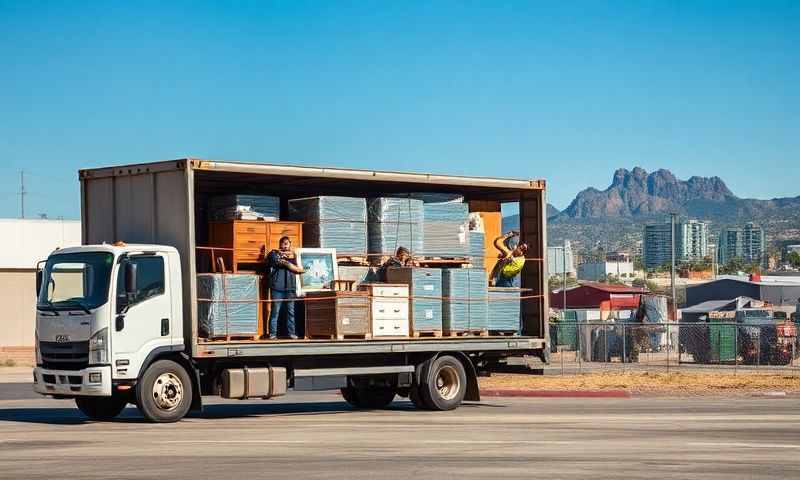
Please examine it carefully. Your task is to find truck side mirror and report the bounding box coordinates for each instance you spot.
[124,261,138,298]
[35,270,43,297]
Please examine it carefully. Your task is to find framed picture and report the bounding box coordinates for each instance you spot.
[294,248,338,296]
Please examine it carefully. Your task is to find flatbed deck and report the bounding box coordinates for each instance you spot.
[195,336,545,358]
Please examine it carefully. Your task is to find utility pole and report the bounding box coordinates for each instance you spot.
[670,213,677,321]
[563,240,568,321]
[19,170,26,219]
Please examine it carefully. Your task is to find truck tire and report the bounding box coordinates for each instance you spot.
[136,359,193,423]
[340,387,396,409]
[418,355,467,411]
[408,385,429,410]
[75,395,128,421]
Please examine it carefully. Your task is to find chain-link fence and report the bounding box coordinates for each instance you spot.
[548,321,800,373]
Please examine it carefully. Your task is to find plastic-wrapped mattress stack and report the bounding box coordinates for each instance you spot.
[468,231,485,269]
[414,194,469,257]
[197,273,259,337]
[288,197,367,255]
[442,268,488,332]
[367,197,424,259]
[487,287,521,333]
[386,267,442,332]
[209,194,280,221]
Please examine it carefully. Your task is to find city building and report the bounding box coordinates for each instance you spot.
[718,222,767,267]
[548,240,575,276]
[578,252,637,281]
[643,220,710,269]
[678,219,709,261]
[0,218,81,364]
[685,275,800,309]
[550,281,648,310]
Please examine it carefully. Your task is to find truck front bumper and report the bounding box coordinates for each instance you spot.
[33,365,113,397]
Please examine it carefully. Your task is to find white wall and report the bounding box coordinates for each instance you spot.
[0,218,81,269]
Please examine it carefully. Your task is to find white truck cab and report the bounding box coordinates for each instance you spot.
[33,243,184,403]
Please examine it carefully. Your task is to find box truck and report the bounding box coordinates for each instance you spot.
[33,159,549,422]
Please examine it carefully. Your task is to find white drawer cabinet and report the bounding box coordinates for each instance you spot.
[372,318,408,337]
[359,284,410,337]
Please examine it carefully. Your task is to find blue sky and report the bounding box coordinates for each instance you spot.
[1,1,798,219]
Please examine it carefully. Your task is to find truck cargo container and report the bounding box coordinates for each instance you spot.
[33,159,549,422]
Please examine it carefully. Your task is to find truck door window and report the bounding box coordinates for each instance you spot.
[117,256,165,313]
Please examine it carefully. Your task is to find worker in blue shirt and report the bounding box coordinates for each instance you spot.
[265,236,305,339]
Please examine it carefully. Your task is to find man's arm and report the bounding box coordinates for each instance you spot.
[493,232,514,258]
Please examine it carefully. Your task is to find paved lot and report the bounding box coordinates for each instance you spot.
[0,384,799,479]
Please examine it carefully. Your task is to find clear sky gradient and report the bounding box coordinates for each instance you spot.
[1,1,797,219]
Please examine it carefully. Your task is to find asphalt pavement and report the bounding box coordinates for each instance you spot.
[0,384,799,479]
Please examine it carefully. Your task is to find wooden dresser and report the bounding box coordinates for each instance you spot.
[208,220,303,272]
[358,283,410,337]
[304,291,371,340]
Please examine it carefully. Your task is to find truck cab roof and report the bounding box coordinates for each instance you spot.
[49,243,179,257]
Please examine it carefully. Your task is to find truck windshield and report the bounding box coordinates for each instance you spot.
[37,252,115,311]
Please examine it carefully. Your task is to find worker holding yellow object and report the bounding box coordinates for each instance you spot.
[490,231,528,287]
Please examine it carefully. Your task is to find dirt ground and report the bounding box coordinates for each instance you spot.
[480,371,800,396]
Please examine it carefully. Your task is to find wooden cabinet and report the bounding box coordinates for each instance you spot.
[208,220,303,273]
[304,291,371,340]
[359,283,410,337]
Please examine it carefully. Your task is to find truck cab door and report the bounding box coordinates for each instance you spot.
[111,253,173,380]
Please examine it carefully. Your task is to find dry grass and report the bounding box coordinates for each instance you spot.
[480,371,800,396]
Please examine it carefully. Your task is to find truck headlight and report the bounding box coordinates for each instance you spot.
[88,327,108,365]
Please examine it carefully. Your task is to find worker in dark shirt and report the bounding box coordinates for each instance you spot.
[378,246,418,281]
[266,236,305,339]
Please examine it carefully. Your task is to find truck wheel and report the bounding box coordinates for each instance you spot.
[75,395,128,421]
[408,385,429,410]
[340,386,396,409]
[419,355,467,411]
[136,359,193,423]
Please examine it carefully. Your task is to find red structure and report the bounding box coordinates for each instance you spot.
[550,282,648,310]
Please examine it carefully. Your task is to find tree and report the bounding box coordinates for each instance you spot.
[788,251,800,268]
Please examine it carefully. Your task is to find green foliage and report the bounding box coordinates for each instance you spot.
[788,251,800,268]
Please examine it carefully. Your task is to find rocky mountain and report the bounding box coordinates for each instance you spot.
[554,167,800,226]
[531,167,799,251]
[561,167,736,218]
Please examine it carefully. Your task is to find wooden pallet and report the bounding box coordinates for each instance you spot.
[412,330,443,338]
[199,333,260,343]
[417,257,470,267]
[488,330,519,337]
[337,255,369,266]
[307,333,373,340]
[444,329,489,337]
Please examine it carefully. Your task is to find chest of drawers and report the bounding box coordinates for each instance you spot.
[209,220,303,272]
[359,283,410,337]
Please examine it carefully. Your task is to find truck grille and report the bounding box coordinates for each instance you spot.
[40,341,89,370]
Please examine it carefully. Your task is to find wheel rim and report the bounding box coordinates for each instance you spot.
[435,365,460,401]
[152,372,184,411]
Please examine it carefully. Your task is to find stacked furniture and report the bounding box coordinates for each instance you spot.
[304,290,371,340]
[288,196,368,255]
[468,231,485,269]
[417,195,469,257]
[386,267,442,335]
[197,273,260,339]
[208,220,303,272]
[487,287,522,334]
[442,268,488,334]
[367,197,424,261]
[209,194,281,221]
[359,283,410,337]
